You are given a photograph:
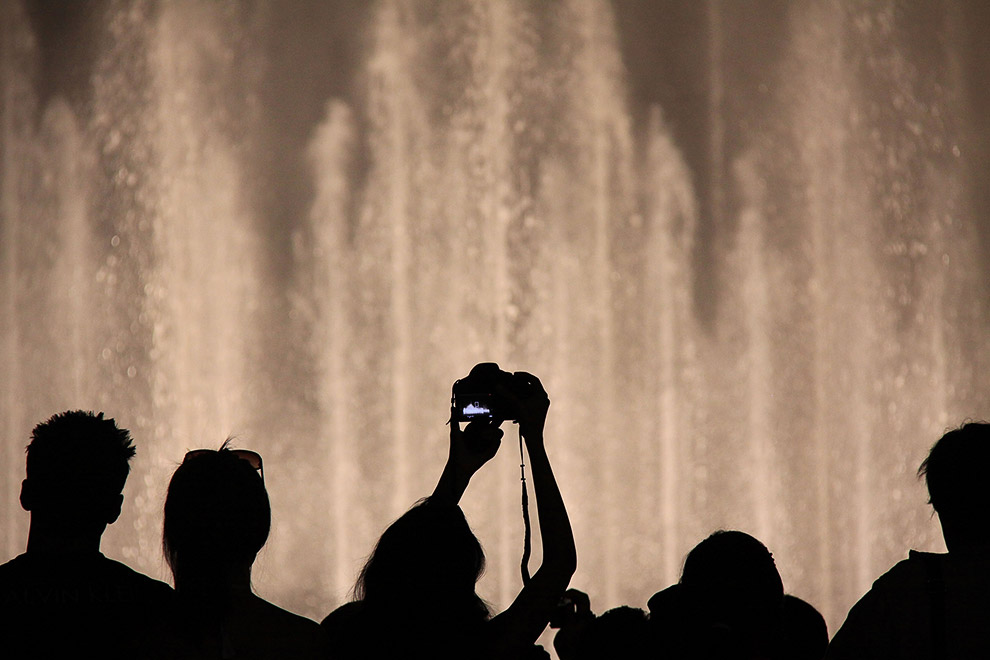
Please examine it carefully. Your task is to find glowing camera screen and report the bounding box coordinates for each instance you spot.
[462,401,492,417]
[458,393,495,420]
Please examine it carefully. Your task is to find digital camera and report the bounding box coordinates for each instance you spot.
[450,362,523,424]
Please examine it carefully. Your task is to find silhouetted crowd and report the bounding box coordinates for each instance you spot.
[2,363,989,659]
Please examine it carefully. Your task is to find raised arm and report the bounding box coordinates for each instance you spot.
[488,372,577,654]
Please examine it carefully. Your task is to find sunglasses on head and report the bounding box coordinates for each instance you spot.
[183,448,264,483]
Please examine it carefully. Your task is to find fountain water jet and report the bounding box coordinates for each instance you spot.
[2,0,990,638]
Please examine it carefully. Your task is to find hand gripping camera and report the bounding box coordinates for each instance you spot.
[450,362,524,424]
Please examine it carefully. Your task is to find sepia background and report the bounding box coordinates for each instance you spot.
[3,0,990,639]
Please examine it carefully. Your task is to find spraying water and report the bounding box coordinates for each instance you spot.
[2,0,989,636]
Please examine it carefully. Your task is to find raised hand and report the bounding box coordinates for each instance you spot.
[431,416,503,506]
[498,371,550,442]
[449,418,503,477]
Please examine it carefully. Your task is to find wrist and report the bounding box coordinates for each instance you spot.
[522,427,545,444]
[524,437,548,458]
[433,461,470,503]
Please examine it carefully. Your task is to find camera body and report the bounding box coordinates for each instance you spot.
[451,362,523,424]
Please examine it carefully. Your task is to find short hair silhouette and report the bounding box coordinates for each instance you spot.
[163,440,270,588]
[25,410,135,501]
[355,497,490,621]
[827,421,990,659]
[3,410,174,660]
[918,421,990,546]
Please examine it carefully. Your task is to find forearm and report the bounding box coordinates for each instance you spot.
[430,459,471,505]
[484,434,576,650]
[527,437,577,577]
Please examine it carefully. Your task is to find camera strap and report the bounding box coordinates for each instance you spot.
[519,428,532,586]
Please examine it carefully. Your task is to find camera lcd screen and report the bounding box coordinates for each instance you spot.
[461,400,493,419]
[454,391,496,421]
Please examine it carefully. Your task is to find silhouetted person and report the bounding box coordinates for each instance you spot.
[147,442,325,659]
[827,422,990,659]
[647,582,690,656]
[550,588,596,660]
[650,530,785,659]
[0,410,174,660]
[551,591,650,660]
[321,365,577,660]
[778,594,828,660]
[584,606,650,659]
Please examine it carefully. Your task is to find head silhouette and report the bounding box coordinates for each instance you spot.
[679,530,784,657]
[356,498,489,622]
[583,606,651,660]
[779,594,828,660]
[163,442,270,592]
[918,421,990,550]
[20,410,135,536]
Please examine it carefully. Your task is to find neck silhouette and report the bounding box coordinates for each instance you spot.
[21,480,122,555]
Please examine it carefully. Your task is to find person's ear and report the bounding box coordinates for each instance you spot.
[105,493,123,525]
[20,479,33,512]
